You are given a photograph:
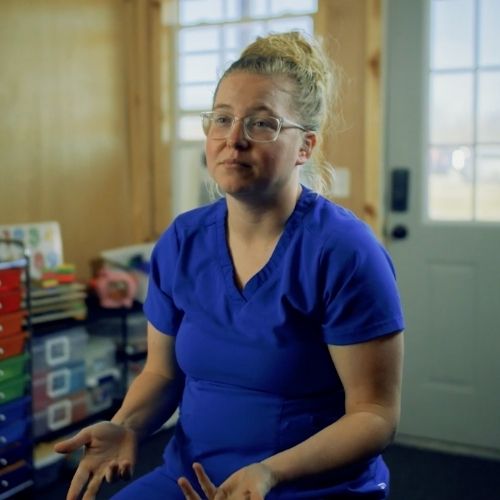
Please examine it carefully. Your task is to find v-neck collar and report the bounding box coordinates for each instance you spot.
[216,185,316,303]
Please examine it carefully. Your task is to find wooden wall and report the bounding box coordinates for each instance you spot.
[0,0,162,280]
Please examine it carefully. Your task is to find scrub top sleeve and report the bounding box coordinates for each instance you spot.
[321,227,405,346]
[143,223,184,336]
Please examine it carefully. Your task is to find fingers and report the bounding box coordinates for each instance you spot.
[102,458,134,483]
[119,459,134,480]
[177,476,202,499]
[192,462,217,498]
[67,467,90,500]
[55,428,92,454]
[105,461,119,483]
[82,472,104,500]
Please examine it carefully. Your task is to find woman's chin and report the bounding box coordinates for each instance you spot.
[213,177,256,197]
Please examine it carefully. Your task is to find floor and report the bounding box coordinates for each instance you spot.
[34,429,500,500]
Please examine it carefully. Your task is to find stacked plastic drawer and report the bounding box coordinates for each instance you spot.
[0,265,32,498]
[31,327,88,438]
[85,336,119,415]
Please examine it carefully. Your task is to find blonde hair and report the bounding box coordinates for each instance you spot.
[214,31,341,196]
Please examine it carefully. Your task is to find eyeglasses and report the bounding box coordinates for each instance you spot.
[200,111,307,143]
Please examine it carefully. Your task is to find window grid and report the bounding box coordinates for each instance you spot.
[168,1,316,145]
[427,0,500,222]
[163,0,317,215]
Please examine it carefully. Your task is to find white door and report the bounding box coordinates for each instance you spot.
[384,0,500,454]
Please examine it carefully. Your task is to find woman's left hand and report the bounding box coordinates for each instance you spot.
[177,461,278,499]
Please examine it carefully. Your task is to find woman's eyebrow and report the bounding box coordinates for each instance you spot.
[212,103,277,114]
[213,104,232,111]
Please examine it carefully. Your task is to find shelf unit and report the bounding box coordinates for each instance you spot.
[29,298,151,492]
[0,239,33,499]
[0,244,153,495]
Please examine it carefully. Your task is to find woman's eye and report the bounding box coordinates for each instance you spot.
[251,118,274,129]
[214,115,232,126]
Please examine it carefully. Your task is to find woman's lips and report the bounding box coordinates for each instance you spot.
[221,159,251,168]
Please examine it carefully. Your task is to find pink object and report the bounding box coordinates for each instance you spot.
[93,268,138,308]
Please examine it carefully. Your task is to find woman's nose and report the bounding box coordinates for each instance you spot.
[226,118,248,147]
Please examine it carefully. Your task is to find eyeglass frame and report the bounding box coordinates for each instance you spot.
[200,111,309,143]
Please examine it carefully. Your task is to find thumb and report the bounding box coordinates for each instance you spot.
[54,427,92,453]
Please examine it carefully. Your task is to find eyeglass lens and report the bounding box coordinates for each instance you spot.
[202,113,281,142]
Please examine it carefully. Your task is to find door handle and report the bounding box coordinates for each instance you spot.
[391,225,408,240]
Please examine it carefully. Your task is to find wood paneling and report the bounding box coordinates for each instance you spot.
[0,0,153,279]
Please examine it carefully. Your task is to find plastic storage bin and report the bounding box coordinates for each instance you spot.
[0,460,33,498]
[0,398,31,447]
[0,269,21,292]
[0,291,22,315]
[0,419,30,447]
[0,311,25,337]
[33,362,86,411]
[121,313,147,355]
[0,394,31,427]
[0,242,34,497]
[0,353,29,384]
[85,337,117,380]
[86,378,117,415]
[0,440,30,469]
[0,333,27,361]
[0,375,29,405]
[33,391,87,438]
[32,327,88,373]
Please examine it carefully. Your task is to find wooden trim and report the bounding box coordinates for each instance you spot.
[364,0,383,236]
[122,0,155,242]
[316,0,383,235]
[152,1,175,235]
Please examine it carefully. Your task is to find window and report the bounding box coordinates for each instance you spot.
[161,0,317,215]
[427,0,500,222]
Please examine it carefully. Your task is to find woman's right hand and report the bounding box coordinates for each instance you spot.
[54,421,138,500]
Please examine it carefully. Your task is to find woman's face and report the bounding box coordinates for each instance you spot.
[204,71,314,200]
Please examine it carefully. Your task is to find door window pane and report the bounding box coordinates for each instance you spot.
[429,73,474,144]
[476,145,500,220]
[477,71,500,143]
[479,0,500,66]
[430,0,474,69]
[428,146,474,220]
[428,0,500,222]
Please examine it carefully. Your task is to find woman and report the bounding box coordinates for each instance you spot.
[55,31,404,499]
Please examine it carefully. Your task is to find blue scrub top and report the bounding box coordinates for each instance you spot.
[143,186,404,498]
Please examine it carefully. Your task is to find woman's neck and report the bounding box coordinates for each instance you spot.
[226,183,302,242]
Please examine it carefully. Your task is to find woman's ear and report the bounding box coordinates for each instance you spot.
[296,132,317,165]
